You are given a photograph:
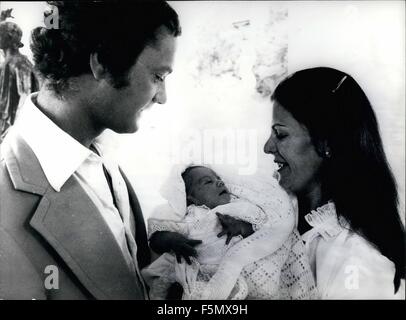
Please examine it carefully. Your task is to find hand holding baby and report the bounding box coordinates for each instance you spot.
[149,231,202,264]
[216,212,254,244]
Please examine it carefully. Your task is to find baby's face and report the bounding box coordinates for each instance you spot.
[185,167,231,209]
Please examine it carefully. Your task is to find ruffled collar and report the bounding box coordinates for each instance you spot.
[301,202,349,244]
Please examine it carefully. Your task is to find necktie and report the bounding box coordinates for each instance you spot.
[101,158,149,298]
[90,145,148,298]
[102,163,120,211]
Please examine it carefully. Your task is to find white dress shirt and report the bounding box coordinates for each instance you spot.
[301,202,405,299]
[13,93,147,297]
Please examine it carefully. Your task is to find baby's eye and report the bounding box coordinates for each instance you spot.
[204,180,212,185]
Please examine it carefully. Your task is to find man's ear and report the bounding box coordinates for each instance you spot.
[89,52,106,81]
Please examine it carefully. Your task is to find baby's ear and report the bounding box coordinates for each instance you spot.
[186,195,199,206]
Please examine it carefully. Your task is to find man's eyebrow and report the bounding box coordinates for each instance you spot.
[153,66,173,74]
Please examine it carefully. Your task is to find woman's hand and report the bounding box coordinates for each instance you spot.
[149,231,202,264]
[216,212,254,244]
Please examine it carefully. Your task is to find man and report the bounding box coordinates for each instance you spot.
[0,9,39,141]
[0,0,180,299]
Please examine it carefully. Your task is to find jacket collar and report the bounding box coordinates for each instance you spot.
[14,93,93,192]
[1,129,145,299]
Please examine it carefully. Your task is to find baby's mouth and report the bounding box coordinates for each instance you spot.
[219,190,228,196]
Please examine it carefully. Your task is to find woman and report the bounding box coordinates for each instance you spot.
[264,67,405,299]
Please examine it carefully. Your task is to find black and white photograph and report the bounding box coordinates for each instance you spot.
[0,0,404,305]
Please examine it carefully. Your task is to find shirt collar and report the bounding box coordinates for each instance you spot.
[301,202,349,244]
[14,93,98,192]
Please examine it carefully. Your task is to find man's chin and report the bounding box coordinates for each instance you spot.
[111,122,139,134]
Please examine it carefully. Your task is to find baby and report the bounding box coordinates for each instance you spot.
[142,165,318,300]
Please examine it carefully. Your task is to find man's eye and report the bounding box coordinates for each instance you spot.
[154,74,165,82]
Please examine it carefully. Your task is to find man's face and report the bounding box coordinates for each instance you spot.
[93,27,177,133]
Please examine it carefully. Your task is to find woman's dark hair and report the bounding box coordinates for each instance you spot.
[272,67,405,292]
[30,0,181,94]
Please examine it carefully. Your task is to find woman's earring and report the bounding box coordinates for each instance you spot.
[325,150,331,158]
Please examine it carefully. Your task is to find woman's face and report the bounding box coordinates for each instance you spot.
[264,101,324,195]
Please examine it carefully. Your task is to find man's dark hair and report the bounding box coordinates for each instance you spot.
[30,0,181,94]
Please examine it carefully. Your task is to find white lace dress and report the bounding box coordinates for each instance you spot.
[301,202,405,299]
[143,198,269,299]
[142,164,318,300]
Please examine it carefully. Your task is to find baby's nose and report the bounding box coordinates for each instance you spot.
[216,180,224,187]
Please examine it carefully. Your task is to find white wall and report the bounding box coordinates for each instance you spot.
[2,1,404,219]
[287,1,405,215]
[116,1,405,219]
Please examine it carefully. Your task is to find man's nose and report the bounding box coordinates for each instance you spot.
[153,83,167,104]
[264,134,276,154]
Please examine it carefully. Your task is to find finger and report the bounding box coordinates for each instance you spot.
[187,239,203,247]
[226,233,233,245]
[217,230,227,238]
[182,245,198,257]
[176,253,182,264]
[184,255,192,265]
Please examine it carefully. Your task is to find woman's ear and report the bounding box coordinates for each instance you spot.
[316,140,332,159]
[89,52,106,81]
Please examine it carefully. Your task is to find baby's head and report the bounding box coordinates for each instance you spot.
[182,166,231,209]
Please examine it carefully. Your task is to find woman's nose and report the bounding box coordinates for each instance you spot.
[264,134,276,154]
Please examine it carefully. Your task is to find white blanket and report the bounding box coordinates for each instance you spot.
[142,164,318,299]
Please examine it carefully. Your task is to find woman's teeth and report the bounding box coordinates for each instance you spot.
[276,162,287,171]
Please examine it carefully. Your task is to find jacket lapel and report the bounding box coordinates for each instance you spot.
[119,169,151,270]
[3,130,145,299]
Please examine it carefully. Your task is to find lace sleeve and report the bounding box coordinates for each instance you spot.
[147,218,189,238]
[215,200,268,231]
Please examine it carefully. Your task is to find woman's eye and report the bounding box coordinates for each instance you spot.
[275,132,287,140]
[277,134,286,139]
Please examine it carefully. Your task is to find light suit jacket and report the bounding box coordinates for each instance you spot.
[0,130,150,299]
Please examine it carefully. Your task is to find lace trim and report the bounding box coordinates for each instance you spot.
[303,202,348,241]
[148,218,189,238]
